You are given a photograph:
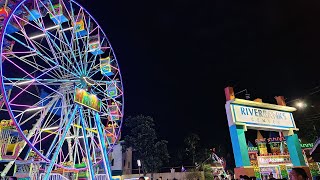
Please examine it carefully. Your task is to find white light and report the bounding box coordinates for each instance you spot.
[30,34,45,40]
[25,106,44,112]
[20,53,38,59]
[65,135,91,139]
[83,77,95,86]
[45,25,60,31]
[30,25,60,39]
[296,102,306,109]
[41,126,59,131]
[16,79,35,85]
[137,160,141,167]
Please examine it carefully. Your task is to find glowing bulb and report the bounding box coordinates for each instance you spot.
[296,102,306,109]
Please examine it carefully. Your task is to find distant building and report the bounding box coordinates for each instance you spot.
[110,142,132,176]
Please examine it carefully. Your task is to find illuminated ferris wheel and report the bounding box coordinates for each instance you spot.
[0,0,123,179]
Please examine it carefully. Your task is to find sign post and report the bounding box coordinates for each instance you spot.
[224,87,310,179]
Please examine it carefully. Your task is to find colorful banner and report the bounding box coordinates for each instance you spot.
[74,88,101,112]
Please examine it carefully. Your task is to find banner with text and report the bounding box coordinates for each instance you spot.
[230,104,295,129]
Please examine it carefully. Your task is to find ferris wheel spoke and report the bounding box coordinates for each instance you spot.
[4,52,60,81]
[4,69,64,99]
[43,32,83,76]
[40,108,62,130]
[10,17,54,64]
[79,36,88,74]
[27,3,80,77]
[69,3,85,62]
[56,26,85,75]
[47,0,85,74]
[81,14,92,75]
[85,53,99,76]
[5,34,58,67]
[14,93,59,124]
[10,54,59,80]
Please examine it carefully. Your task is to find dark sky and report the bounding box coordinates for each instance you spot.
[78,0,320,151]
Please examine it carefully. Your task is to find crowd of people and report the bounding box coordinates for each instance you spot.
[138,167,310,180]
[213,167,310,180]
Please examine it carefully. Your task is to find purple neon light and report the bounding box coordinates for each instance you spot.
[10,103,38,108]
[4,56,62,103]
[2,50,36,55]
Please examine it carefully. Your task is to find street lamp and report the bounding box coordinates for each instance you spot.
[137,160,141,177]
[296,101,307,109]
[293,100,319,139]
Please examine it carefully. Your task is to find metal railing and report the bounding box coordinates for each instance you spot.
[39,173,69,180]
[95,174,109,180]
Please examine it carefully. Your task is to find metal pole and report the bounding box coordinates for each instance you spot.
[139,166,141,177]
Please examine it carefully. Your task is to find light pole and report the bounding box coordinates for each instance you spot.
[137,160,141,177]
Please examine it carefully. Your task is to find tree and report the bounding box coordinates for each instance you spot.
[202,164,214,180]
[123,115,169,173]
[184,133,200,165]
[185,168,204,180]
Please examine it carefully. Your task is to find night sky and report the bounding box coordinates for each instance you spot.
[78,0,320,153]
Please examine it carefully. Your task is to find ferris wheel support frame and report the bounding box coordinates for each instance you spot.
[0,95,61,177]
[79,107,95,179]
[43,104,79,180]
[95,112,112,179]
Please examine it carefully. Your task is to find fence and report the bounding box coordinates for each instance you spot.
[39,173,69,180]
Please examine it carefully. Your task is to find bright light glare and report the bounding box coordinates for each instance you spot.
[20,53,37,59]
[30,34,45,40]
[16,79,35,85]
[296,102,306,109]
[65,135,91,139]
[30,25,60,39]
[45,25,60,31]
[41,126,59,131]
[25,106,44,112]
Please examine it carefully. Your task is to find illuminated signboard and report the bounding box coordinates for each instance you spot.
[74,88,101,112]
[301,143,313,149]
[257,155,291,166]
[248,147,258,152]
[230,104,295,130]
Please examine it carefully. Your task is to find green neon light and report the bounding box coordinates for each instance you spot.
[300,143,314,149]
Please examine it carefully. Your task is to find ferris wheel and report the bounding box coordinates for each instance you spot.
[0,0,124,179]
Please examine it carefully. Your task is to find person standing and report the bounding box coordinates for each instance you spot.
[289,168,308,180]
